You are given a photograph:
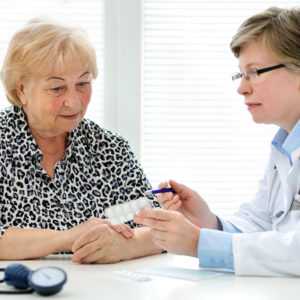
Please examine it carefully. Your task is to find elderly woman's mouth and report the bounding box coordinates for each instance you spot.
[60,113,79,120]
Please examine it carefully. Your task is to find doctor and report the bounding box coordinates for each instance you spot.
[134,6,300,277]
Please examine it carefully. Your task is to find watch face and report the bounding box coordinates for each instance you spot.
[29,267,67,287]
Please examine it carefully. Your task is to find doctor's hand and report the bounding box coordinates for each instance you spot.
[157,180,219,229]
[134,209,199,257]
[71,224,129,264]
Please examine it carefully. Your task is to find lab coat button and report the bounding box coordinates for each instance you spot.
[209,258,217,267]
[219,259,226,268]
[275,211,284,218]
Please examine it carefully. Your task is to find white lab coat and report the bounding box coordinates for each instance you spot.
[229,142,300,276]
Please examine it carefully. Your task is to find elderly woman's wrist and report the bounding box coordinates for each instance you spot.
[58,229,74,252]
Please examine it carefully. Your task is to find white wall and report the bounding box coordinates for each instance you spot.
[104,0,142,159]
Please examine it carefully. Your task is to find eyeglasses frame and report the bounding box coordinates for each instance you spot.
[232,64,285,81]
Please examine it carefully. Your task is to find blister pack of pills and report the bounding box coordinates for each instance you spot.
[113,270,151,282]
[105,197,152,225]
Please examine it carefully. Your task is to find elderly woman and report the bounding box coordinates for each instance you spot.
[135,6,300,276]
[0,18,161,263]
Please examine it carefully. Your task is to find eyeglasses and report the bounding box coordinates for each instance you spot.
[232,64,285,82]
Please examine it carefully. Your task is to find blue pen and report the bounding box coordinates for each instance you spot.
[145,187,176,198]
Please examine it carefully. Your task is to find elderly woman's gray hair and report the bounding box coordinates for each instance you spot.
[0,17,98,106]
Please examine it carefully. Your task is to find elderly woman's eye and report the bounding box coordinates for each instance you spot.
[77,81,90,88]
[51,87,63,92]
[46,86,65,96]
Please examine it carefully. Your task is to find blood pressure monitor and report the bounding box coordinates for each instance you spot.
[28,267,67,296]
[0,264,67,296]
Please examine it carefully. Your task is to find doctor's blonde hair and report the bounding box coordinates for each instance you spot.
[230,6,300,73]
[0,17,98,106]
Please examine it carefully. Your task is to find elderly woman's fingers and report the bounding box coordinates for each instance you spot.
[72,225,122,264]
[111,223,134,238]
[72,225,102,254]
[74,247,109,264]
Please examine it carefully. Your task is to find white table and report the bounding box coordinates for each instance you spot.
[0,253,299,300]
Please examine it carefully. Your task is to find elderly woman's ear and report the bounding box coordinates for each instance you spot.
[17,82,29,105]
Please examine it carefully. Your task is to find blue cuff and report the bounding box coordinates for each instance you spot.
[219,218,242,233]
[198,229,234,271]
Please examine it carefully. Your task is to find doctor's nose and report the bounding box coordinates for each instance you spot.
[237,77,252,96]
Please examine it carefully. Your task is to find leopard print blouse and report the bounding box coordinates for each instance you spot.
[0,106,157,236]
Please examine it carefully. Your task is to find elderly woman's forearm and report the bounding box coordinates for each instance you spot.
[0,227,67,260]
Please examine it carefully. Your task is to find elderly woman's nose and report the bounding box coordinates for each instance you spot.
[64,88,81,107]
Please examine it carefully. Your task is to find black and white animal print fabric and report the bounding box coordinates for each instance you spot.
[0,106,158,236]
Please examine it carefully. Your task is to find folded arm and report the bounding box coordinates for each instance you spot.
[0,218,134,261]
[72,226,162,264]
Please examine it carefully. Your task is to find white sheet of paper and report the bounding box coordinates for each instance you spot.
[136,266,225,281]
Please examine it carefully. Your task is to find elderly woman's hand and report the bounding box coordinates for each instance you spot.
[71,224,128,264]
[64,217,134,252]
[111,222,135,238]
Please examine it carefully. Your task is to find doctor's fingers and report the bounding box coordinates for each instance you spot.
[168,179,199,200]
[141,217,171,231]
[151,220,200,257]
[150,229,184,254]
[150,227,180,241]
[157,192,176,206]
[134,210,182,230]
[157,181,176,205]
[160,195,182,211]
[134,208,171,224]
[157,181,169,189]
[150,214,190,237]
